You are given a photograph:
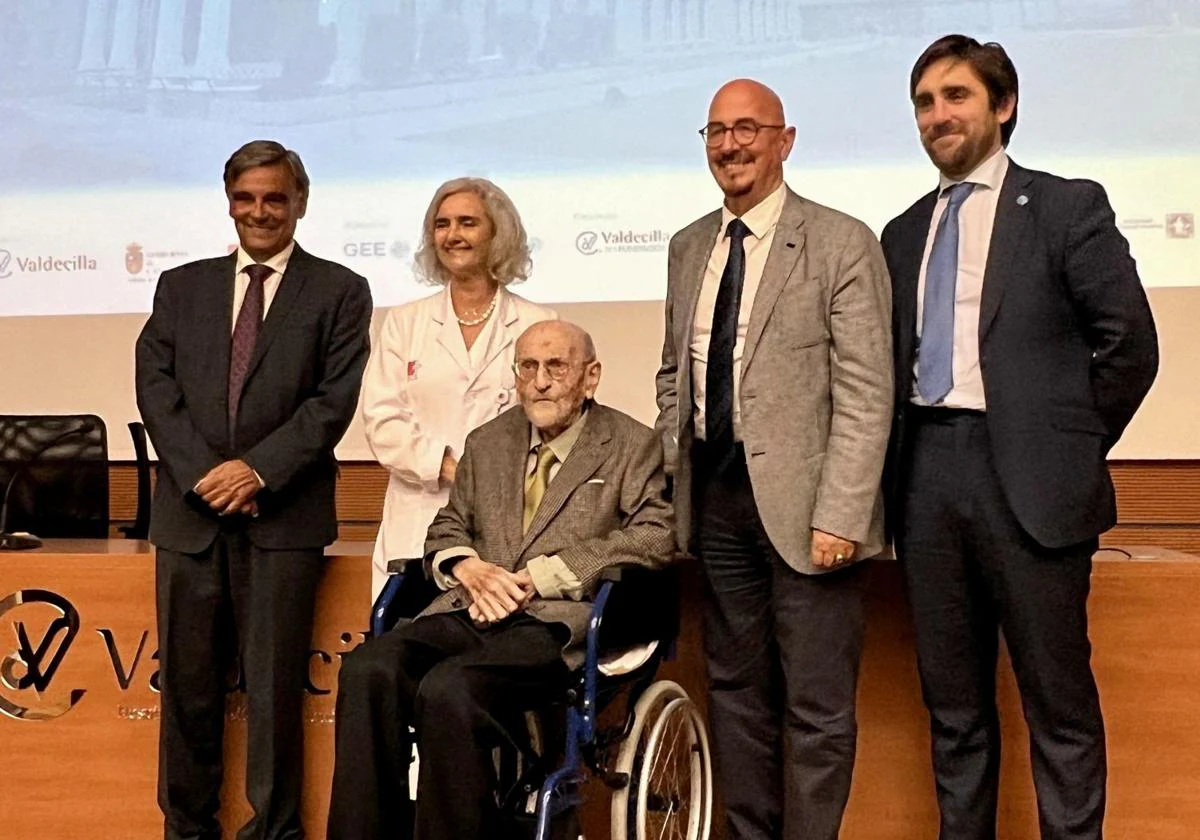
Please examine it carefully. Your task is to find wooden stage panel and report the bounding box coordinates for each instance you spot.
[1,541,1198,839]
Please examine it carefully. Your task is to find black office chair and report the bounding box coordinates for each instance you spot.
[370,559,713,840]
[120,421,152,540]
[0,415,153,548]
[0,414,109,542]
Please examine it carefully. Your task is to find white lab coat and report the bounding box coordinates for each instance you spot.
[362,284,558,599]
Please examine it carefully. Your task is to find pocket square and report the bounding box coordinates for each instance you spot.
[585,478,605,485]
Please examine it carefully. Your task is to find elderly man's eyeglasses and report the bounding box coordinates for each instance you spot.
[513,358,578,382]
[698,119,785,148]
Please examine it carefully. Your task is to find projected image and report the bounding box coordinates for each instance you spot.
[0,0,1197,314]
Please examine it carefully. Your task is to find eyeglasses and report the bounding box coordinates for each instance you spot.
[514,358,575,382]
[698,119,785,148]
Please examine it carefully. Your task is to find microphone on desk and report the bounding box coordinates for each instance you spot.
[0,425,97,551]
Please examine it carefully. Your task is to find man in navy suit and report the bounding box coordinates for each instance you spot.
[136,140,372,840]
[881,36,1158,840]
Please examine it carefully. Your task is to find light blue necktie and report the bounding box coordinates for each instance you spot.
[917,182,975,404]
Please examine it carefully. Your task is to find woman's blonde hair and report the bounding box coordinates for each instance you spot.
[413,177,532,286]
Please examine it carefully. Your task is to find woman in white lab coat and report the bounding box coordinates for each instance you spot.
[362,178,557,598]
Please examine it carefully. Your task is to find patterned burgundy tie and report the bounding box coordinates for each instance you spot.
[228,263,271,431]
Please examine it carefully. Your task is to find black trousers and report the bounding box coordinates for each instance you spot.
[155,529,323,840]
[694,444,866,840]
[326,612,571,840]
[896,407,1105,840]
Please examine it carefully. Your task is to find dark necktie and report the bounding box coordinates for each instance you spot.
[917,182,974,404]
[705,218,751,465]
[228,263,271,431]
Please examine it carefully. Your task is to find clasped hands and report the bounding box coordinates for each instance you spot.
[194,459,262,517]
[454,557,537,625]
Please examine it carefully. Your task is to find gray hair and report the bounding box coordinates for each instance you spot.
[413,177,532,286]
[223,140,310,197]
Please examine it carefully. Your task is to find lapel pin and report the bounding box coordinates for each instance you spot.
[1016,195,1029,206]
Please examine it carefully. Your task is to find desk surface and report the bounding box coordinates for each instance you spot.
[26,538,376,557]
[3,541,1199,839]
[21,539,1200,564]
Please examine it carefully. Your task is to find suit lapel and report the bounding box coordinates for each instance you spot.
[679,214,722,352]
[979,163,1035,340]
[517,408,610,558]
[433,285,473,377]
[204,254,237,396]
[895,191,938,378]
[243,244,310,385]
[743,190,807,372]
[495,407,531,562]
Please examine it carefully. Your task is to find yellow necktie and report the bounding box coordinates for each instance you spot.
[523,444,558,532]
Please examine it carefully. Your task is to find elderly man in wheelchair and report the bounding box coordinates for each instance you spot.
[327,321,712,840]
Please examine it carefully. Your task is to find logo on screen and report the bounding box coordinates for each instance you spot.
[1166,213,1194,239]
[575,231,600,256]
[0,249,11,279]
[0,590,87,720]
[125,243,144,275]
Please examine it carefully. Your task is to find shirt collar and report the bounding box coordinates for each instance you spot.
[235,240,296,278]
[938,147,1009,196]
[528,405,590,463]
[721,180,787,240]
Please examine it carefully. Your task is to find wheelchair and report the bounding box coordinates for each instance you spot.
[370,558,714,840]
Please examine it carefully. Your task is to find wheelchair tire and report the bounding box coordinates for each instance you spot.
[609,681,713,840]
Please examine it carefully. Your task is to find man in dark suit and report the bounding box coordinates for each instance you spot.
[881,36,1159,839]
[135,140,373,840]
[326,320,675,840]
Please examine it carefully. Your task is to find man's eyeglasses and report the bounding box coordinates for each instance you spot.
[513,358,584,382]
[698,119,785,148]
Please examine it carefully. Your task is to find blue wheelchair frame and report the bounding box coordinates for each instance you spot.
[370,558,680,840]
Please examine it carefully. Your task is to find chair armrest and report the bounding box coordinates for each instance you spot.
[386,557,425,576]
[370,557,438,638]
[591,565,680,652]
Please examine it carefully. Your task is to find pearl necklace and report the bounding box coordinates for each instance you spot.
[454,292,498,327]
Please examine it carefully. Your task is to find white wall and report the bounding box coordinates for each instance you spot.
[0,288,1191,460]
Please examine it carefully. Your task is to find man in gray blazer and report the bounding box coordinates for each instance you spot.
[327,320,675,840]
[655,79,893,840]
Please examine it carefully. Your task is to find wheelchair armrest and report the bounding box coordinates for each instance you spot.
[386,557,425,576]
[589,564,681,653]
[370,557,441,639]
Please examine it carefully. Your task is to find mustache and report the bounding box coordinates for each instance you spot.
[927,121,961,141]
[716,150,754,166]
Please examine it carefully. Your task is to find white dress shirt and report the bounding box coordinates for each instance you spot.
[690,181,787,440]
[912,148,1009,410]
[232,240,294,330]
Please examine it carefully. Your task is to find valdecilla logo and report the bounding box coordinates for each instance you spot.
[0,590,87,720]
[575,231,600,256]
[0,588,370,725]
[0,248,12,279]
[575,228,669,256]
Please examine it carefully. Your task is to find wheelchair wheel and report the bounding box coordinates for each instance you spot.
[610,680,713,840]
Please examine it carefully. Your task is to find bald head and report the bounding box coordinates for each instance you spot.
[516,320,595,362]
[704,78,795,217]
[515,321,602,441]
[709,79,786,126]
